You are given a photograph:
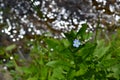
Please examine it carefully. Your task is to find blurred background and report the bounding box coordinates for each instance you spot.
[0,0,120,46]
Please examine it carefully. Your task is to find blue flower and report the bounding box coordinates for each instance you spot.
[73,39,81,48]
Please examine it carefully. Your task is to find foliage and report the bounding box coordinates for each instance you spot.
[1,23,120,80]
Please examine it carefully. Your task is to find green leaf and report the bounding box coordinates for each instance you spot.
[100,59,119,68]
[27,77,38,80]
[64,30,76,44]
[45,38,66,53]
[46,60,71,69]
[40,66,48,80]
[50,67,65,80]
[6,60,14,68]
[110,63,120,79]
[6,44,16,51]
[0,47,4,55]
[46,60,58,67]
[45,38,58,47]
[77,42,97,60]
[93,40,110,59]
[21,67,31,74]
[67,69,76,80]
[75,63,88,76]
[61,39,70,48]
[60,48,73,60]
[76,23,88,40]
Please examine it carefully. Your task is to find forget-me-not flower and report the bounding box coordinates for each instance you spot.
[73,39,81,48]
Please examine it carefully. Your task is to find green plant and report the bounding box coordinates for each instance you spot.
[2,23,120,80]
